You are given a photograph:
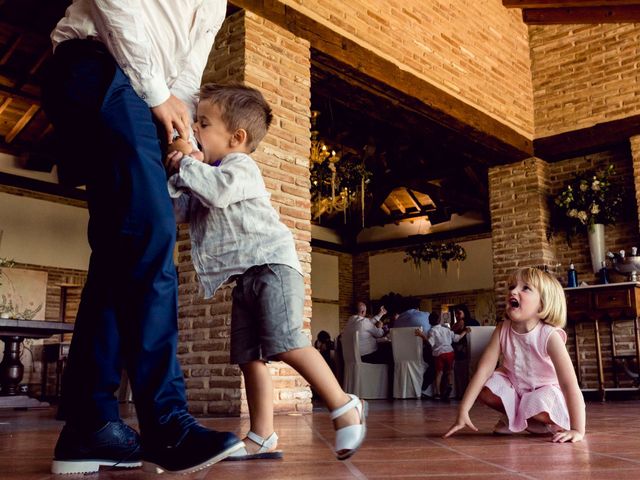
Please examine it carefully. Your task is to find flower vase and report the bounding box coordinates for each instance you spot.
[587,223,605,274]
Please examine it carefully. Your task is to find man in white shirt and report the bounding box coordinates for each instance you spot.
[41,1,243,475]
[343,302,393,363]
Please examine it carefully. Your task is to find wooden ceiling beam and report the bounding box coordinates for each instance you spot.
[503,1,640,7]
[523,6,640,23]
[5,104,39,143]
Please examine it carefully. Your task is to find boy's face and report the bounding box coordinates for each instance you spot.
[193,102,234,164]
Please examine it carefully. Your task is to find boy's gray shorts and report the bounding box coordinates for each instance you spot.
[230,263,310,364]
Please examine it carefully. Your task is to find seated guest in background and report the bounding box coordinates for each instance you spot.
[394,298,431,333]
[314,330,335,372]
[342,301,389,363]
[451,304,479,399]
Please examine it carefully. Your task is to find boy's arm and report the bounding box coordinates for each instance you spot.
[169,188,191,224]
[172,154,267,209]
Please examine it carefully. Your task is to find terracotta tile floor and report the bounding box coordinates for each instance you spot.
[2,398,640,479]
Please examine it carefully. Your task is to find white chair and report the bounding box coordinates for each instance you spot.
[341,330,389,399]
[467,326,496,376]
[390,327,426,398]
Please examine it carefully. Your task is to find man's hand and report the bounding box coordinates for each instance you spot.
[151,94,192,144]
[378,305,387,316]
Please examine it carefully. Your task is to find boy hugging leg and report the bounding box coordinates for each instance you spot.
[166,84,367,461]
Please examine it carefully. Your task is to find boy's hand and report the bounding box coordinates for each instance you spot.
[165,150,184,176]
[443,411,478,438]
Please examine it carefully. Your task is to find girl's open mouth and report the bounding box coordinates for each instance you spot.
[508,298,520,308]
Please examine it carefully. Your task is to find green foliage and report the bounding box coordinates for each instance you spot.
[404,242,467,272]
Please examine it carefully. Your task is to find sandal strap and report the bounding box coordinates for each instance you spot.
[330,394,359,420]
[246,431,278,452]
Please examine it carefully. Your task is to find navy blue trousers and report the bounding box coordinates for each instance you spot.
[42,40,187,435]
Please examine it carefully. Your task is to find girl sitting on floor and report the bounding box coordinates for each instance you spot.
[444,267,586,443]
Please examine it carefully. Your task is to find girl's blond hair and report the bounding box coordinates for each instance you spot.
[507,267,567,328]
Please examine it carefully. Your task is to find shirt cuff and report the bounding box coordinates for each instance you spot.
[138,76,171,108]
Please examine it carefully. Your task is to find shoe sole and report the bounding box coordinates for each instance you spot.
[51,459,141,475]
[142,441,245,474]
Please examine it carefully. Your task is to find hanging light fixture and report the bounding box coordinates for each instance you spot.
[309,110,371,226]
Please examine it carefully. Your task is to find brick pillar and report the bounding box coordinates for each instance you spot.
[488,157,554,318]
[630,136,640,231]
[177,10,312,416]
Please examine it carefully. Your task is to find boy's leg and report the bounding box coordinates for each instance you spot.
[275,348,358,430]
[434,369,443,396]
[239,361,275,445]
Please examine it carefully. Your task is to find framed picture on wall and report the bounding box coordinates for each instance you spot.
[0,267,47,320]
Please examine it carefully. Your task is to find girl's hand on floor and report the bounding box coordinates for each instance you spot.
[443,411,478,438]
[552,429,584,443]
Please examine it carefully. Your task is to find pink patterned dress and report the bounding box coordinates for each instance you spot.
[484,320,571,432]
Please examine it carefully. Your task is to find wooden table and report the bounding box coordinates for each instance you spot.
[0,318,74,408]
[565,282,640,401]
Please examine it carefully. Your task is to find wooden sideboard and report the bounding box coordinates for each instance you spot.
[565,282,640,401]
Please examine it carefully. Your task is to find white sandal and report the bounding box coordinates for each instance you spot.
[225,431,283,461]
[331,394,367,460]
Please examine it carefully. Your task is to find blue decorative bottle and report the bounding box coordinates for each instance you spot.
[567,262,578,288]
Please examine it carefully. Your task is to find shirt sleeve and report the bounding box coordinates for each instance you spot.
[169,154,268,209]
[90,0,170,107]
[170,190,191,224]
[169,1,225,116]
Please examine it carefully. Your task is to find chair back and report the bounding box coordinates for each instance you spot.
[390,327,423,362]
[467,326,496,375]
[341,328,389,399]
[341,329,361,366]
[390,327,425,398]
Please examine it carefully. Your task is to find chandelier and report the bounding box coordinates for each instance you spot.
[309,110,371,227]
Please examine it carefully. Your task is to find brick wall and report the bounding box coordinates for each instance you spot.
[489,158,555,314]
[530,23,640,137]
[177,11,313,415]
[276,0,533,137]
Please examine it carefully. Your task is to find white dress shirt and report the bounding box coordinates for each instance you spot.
[51,0,226,114]
[168,152,302,298]
[427,324,463,356]
[342,313,385,356]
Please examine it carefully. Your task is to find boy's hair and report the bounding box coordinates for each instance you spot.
[199,83,273,152]
[429,312,440,326]
[507,267,567,328]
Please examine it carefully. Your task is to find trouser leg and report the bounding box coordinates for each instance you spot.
[43,40,187,434]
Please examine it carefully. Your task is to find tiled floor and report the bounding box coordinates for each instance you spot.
[2,398,640,479]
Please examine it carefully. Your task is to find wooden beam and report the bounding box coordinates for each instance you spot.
[0,172,87,206]
[5,104,39,143]
[230,0,533,161]
[533,113,640,161]
[523,6,640,23]
[504,1,640,7]
[0,96,12,116]
[0,33,22,66]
